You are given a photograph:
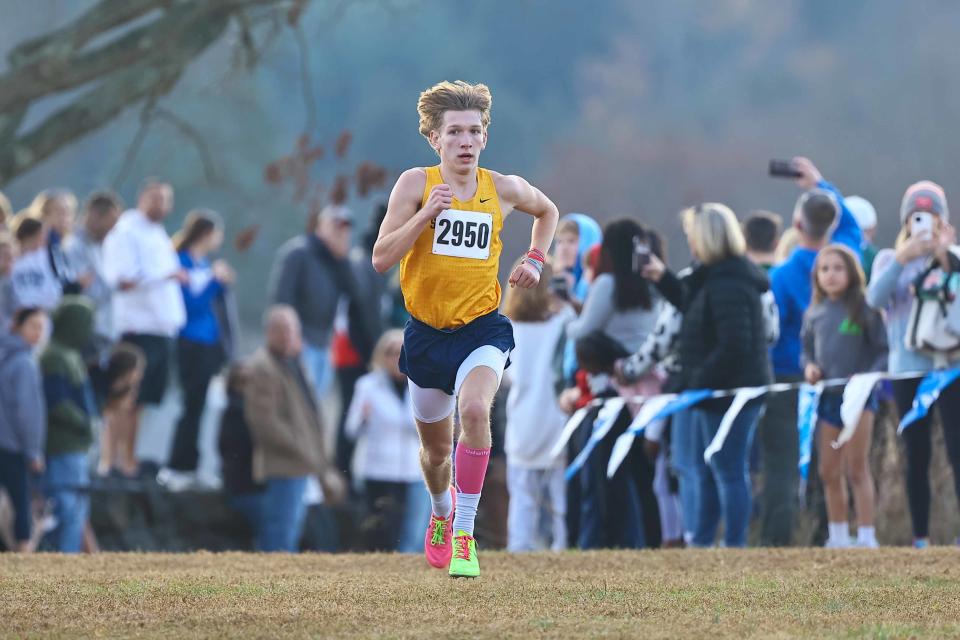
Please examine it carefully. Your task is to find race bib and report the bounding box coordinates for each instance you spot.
[432,209,492,260]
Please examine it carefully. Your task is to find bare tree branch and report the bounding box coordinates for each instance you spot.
[8,0,171,67]
[0,108,27,146]
[153,107,220,183]
[292,22,319,134]
[0,0,381,186]
[0,1,261,114]
[113,98,159,188]
[0,10,232,184]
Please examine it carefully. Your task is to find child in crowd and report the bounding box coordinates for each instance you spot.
[802,244,888,548]
[96,342,145,478]
[502,260,575,552]
[41,296,96,552]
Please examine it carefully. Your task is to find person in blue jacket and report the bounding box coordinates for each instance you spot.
[552,213,602,383]
[159,210,235,490]
[757,156,863,547]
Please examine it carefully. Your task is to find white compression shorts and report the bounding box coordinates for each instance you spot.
[408,345,510,423]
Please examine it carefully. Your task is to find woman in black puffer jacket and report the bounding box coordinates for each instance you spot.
[642,203,772,547]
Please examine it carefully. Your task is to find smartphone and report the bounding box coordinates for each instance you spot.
[549,275,570,300]
[633,237,651,271]
[769,159,803,179]
[911,211,934,241]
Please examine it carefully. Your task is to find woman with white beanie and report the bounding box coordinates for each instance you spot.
[866,180,960,548]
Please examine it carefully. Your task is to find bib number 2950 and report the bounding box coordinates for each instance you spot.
[432,210,492,260]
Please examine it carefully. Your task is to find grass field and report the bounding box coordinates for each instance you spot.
[3,549,960,639]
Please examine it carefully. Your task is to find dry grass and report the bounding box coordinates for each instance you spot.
[3,549,960,639]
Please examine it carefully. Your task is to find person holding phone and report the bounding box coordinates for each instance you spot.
[566,218,664,355]
[758,157,863,547]
[866,180,960,549]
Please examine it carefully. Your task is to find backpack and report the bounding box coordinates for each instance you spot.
[905,249,960,360]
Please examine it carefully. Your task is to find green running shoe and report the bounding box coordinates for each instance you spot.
[448,531,480,578]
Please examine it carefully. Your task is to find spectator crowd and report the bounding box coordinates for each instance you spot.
[2,157,960,554]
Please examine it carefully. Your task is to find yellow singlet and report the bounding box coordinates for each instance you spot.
[399,165,504,329]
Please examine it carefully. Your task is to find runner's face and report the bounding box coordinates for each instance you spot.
[431,110,486,173]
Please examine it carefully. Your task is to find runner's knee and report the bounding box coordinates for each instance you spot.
[458,397,490,430]
[422,441,452,467]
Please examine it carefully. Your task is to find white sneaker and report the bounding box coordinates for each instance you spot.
[156,468,197,492]
[856,539,880,549]
[824,537,851,549]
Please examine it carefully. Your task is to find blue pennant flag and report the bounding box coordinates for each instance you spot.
[626,389,714,436]
[899,369,960,433]
[797,384,822,483]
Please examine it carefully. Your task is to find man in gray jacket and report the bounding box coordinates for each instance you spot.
[267,205,360,399]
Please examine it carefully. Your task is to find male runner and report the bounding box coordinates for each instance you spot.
[372,80,559,577]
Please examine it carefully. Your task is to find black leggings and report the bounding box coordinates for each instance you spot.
[168,339,225,472]
[892,377,960,539]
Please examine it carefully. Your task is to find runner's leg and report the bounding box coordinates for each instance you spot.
[452,366,499,537]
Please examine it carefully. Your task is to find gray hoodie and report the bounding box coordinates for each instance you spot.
[0,333,46,461]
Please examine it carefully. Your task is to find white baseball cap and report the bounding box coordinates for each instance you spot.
[844,195,877,231]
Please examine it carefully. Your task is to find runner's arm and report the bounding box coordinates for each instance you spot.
[497,174,559,256]
[372,169,449,273]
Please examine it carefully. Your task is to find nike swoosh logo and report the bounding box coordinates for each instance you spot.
[479,197,492,203]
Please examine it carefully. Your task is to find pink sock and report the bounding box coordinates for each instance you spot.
[454,445,490,493]
[453,445,489,537]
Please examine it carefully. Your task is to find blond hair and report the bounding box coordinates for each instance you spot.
[681,203,746,265]
[371,329,404,372]
[417,81,492,142]
[557,218,580,237]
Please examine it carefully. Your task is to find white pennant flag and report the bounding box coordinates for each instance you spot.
[549,405,591,461]
[834,372,884,448]
[587,398,627,444]
[605,394,675,478]
[704,387,767,463]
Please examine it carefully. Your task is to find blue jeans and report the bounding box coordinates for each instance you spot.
[258,476,308,552]
[669,408,701,542]
[398,481,432,553]
[692,400,762,548]
[0,448,31,542]
[228,492,264,533]
[44,452,90,553]
[302,343,332,399]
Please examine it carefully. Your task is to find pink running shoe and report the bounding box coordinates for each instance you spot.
[424,486,456,568]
